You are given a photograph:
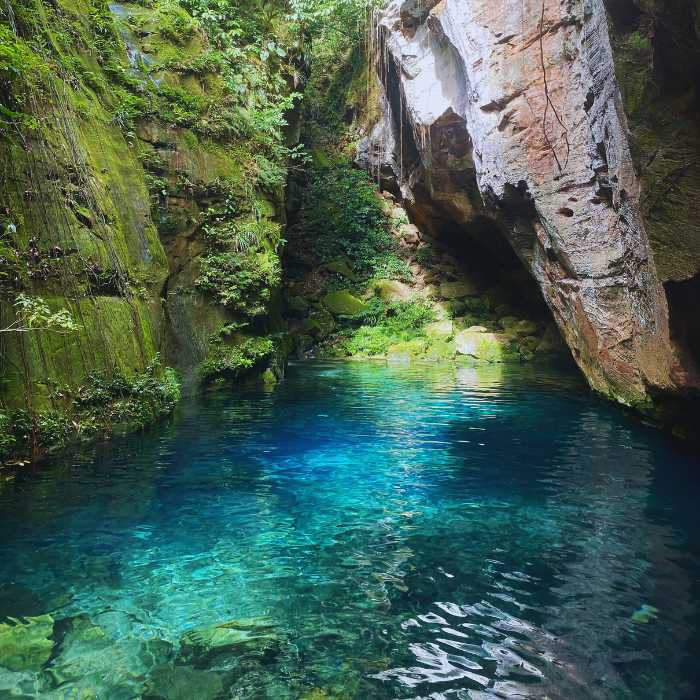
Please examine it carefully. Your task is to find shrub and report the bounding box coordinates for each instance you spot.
[199,336,275,382]
[196,249,281,316]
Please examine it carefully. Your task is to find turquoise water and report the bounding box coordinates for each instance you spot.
[1,361,699,699]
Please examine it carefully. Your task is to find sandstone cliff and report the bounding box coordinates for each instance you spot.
[361,0,700,418]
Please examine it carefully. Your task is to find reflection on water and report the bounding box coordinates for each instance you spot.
[0,361,698,699]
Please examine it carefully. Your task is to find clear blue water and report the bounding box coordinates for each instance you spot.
[1,360,699,699]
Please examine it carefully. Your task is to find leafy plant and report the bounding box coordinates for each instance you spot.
[1,294,79,334]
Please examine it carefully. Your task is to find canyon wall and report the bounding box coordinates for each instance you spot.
[0,0,295,457]
[362,0,700,414]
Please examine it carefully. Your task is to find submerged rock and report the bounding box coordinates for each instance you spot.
[144,664,225,700]
[0,614,54,673]
[178,618,280,668]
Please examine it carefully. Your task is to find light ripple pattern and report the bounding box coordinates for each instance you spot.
[0,360,698,699]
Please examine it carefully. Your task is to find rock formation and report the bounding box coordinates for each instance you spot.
[362,0,700,411]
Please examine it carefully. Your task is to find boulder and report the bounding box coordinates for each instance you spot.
[439,280,479,299]
[503,319,538,339]
[0,614,54,672]
[323,258,359,281]
[454,331,505,362]
[425,320,454,340]
[370,279,413,302]
[322,291,367,316]
[387,338,429,360]
[399,223,421,244]
[302,310,335,338]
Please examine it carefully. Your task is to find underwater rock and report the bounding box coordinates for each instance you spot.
[177,618,280,668]
[0,614,54,672]
[322,291,368,317]
[143,664,225,700]
[43,614,171,695]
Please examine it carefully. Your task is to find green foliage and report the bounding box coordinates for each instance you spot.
[341,299,436,356]
[1,295,79,334]
[0,357,180,461]
[196,248,281,316]
[199,336,275,381]
[289,161,406,280]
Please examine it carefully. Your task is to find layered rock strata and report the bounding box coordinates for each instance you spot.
[364,0,700,409]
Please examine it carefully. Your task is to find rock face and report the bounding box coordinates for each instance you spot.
[364,0,700,409]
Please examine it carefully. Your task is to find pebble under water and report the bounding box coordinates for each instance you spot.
[1,360,699,699]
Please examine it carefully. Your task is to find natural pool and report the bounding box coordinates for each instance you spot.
[0,361,699,699]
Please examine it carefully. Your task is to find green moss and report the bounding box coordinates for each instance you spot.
[322,290,368,316]
[1,357,180,462]
[199,336,275,382]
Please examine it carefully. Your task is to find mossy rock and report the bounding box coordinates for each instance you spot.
[439,280,479,299]
[370,279,413,302]
[0,614,54,672]
[302,310,336,338]
[425,338,457,361]
[425,320,454,340]
[455,330,506,363]
[499,317,538,339]
[386,337,429,363]
[324,258,359,281]
[322,290,368,316]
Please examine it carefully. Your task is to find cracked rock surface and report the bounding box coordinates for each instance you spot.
[363,0,699,407]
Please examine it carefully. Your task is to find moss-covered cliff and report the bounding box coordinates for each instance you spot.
[0,0,300,459]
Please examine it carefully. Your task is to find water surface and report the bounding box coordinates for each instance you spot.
[0,361,699,699]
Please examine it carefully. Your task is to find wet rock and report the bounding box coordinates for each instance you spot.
[177,618,280,668]
[0,614,54,672]
[322,291,368,316]
[466,325,488,333]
